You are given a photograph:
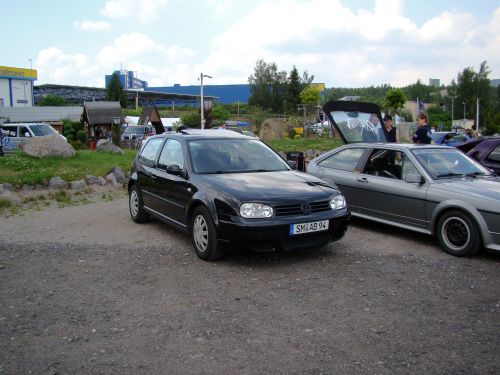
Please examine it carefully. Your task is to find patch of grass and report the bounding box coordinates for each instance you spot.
[0,197,13,210]
[49,190,71,203]
[0,149,136,187]
[266,138,343,153]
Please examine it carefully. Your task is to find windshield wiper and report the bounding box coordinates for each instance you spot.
[435,172,468,179]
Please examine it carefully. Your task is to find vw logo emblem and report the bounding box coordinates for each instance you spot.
[301,203,311,215]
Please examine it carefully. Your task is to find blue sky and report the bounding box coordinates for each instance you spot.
[2,0,499,88]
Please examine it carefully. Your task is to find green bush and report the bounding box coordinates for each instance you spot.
[288,128,297,139]
[76,130,87,143]
[293,134,302,140]
[69,140,85,150]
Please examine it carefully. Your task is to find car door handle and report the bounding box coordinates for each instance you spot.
[356,177,369,183]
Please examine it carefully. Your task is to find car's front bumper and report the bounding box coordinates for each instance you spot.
[216,209,351,251]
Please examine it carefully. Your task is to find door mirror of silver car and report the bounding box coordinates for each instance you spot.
[405,173,423,184]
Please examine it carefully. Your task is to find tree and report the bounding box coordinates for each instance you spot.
[37,95,66,106]
[384,88,407,115]
[248,59,289,113]
[300,85,322,122]
[106,72,128,108]
[284,66,301,114]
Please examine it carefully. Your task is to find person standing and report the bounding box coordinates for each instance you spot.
[412,113,433,144]
[383,114,399,142]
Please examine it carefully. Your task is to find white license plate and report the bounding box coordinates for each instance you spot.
[289,220,329,235]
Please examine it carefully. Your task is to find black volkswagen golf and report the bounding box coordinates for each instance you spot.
[128,129,350,261]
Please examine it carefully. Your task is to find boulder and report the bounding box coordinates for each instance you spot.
[105,172,119,187]
[111,166,127,184]
[24,134,75,158]
[48,176,67,190]
[96,140,124,155]
[86,175,106,186]
[70,180,87,190]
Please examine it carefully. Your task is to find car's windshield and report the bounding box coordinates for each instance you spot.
[413,148,492,179]
[124,127,145,134]
[29,124,57,136]
[329,110,385,142]
[189,139,290,174]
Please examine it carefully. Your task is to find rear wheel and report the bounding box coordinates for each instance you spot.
[191,206,223,261]
[436,210,481,257]
[129,185,149,223]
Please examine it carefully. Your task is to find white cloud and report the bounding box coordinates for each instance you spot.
[100,0,167,24]
[73,20,112,31]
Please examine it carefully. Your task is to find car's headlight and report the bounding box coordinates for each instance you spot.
[330,195,346,210]
[240,203,274,218]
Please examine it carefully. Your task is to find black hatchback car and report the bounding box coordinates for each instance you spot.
[128,129,350,260]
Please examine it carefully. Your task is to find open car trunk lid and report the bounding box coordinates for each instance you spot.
[322,101,389,144]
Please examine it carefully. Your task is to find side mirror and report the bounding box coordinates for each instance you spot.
[167,164,186,178]
[405,172,424,184]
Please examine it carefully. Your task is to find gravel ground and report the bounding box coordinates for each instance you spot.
[0,195,499,374]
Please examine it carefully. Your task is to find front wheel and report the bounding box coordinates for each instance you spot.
[129,185,149,223]
[436,210,481,257]
[191,206,223,261]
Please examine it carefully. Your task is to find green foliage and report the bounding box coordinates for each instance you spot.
[288,127,297,139]
[266,138,343,153]
[211,106,231,122]
[397,108,414,122]
[285,66,302,114]
[180,111,201,128]
[62,119,85,143]
[37,95,67,106]
[69,140,85,150]
[402,79,434,102]
[76,130,87,143]
[0,150,136,187]
[106,72,128,108]
[427,105,452,130]
[300,85,321,105]
[384,88,407,114]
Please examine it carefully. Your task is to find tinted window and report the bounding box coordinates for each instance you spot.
[329,111,385,143]
[318,148,364,172]
[29,124,56,136]
[2,126,18,137]
[485,144,500,163]
[138,138,164,166]
[158,139,184,169]
[189,139,288,174]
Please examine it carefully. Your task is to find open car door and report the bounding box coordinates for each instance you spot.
[322,101,389,143]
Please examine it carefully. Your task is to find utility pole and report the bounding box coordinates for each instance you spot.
[199,73,212,129]
[450,96,456,129]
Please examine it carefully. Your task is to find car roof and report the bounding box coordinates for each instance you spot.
[147,128,249,141]
[340,142,455,150]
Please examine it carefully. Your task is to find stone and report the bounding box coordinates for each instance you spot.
[105,173,118,187]
[70,180,87,190]
[48,176,67,190]
[24,134,75,158]
[111,166,127,184]
[86,175,107,186]
[96,140,124,155]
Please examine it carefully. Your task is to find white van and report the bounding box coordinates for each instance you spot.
[0,123,67,152]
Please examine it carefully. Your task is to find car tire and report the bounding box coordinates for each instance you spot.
[191,206,223,261]
[436,210,481,257]
[129,185,149,223]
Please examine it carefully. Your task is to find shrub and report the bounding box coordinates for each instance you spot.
[0,197,12,210]
[288,128,297,139]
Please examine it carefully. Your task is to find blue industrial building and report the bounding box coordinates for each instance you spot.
[105,70,148,90]
[146,83,251,104]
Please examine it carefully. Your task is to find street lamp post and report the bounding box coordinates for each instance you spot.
[199,73,212,129]
[462,101,466,127]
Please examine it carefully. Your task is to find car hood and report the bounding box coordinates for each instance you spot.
[198,171,339,204]
[432,177,500,202]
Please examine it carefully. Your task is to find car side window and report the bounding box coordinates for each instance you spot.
[401,153,419,180]
[19,126,30,137]
[2,126,17,137]
[317,148,364,172]
[138,138,164,167]
[363,149,403,179]
[485,144,500,163]
[158,139,184,169]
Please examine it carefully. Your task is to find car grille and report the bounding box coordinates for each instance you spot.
[273,200,331,216]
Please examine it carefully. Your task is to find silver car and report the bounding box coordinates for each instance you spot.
[307,101,500,257]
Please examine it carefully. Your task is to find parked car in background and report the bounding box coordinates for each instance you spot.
[120,125,155,141]
[0,122,67,152]
[307,100,500,257]
[242,130,258,138]
[456,136,500,174]
[128,129,350,261]
[430,131,471,146]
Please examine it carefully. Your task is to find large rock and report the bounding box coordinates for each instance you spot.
[48,176,67,190]
[24,134,75,158]
[96,140,124,155]
[111,166,127,184]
